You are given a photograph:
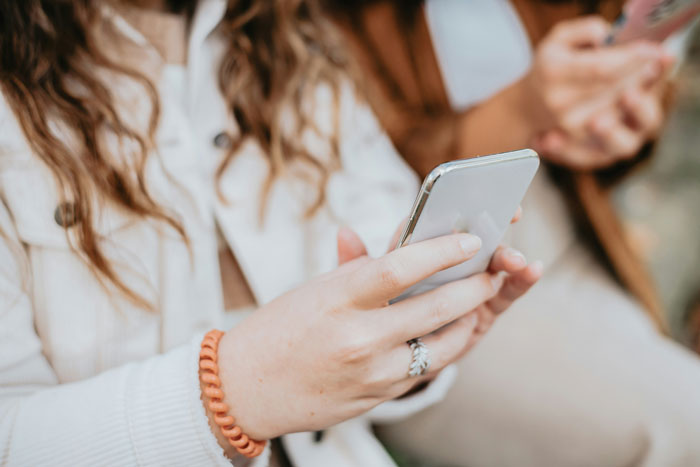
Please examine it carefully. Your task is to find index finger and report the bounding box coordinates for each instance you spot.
[549,16,610,47]
[348,233,482,306]
[560,43,663,82]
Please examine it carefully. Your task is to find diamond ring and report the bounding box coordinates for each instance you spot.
[407,338,431,377]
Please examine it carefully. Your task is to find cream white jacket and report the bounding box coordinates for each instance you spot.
[0,1,455,465]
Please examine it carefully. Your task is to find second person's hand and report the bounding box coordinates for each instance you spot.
[521,16,671,169]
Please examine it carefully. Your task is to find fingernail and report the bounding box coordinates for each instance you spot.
[459,234,482,255]
[505,248,526,268]
[543,131,566,152]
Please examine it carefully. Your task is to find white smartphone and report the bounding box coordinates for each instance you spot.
[392,149,540,302]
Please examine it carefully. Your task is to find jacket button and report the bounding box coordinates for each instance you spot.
[213,132,232,149]
[54,202,79,228]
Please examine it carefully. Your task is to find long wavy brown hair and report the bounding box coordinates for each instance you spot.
[0,0,346,307]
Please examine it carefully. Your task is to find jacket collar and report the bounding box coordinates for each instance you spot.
[187,0,228,109]
[98,0,227,73]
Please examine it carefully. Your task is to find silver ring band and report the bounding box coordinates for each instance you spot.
[407,338,431,377]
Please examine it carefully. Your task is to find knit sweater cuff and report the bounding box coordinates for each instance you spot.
[125,336,235,466]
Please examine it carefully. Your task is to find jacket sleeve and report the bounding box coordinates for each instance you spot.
[0,201,247,466]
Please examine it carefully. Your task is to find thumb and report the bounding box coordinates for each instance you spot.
[337,227,368,265]
[551,16,610,48]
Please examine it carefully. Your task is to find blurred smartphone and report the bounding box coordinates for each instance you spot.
[608,0,700,44]
[391,149,539,303]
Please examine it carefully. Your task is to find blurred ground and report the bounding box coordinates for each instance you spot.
[614,24,700,344]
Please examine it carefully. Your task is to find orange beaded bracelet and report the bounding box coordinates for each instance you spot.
[199,330,267,458]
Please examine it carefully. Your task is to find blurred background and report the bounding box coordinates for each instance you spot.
[614,23,700,347]
[383,19,700,467]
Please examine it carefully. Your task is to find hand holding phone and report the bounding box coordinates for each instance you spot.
[392,149,539,302]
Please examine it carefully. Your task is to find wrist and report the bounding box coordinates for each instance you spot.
[454,76,554,158]
[201,379,239,459]
[199,330,267,458]
[216,330,274,441]
[219,328,290,442]
[508,73,553,139]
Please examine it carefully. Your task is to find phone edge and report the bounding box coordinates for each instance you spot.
[396,148,539,248]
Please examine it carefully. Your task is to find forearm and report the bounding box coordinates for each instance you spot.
[396,77,549,178]
[454,77,549,163]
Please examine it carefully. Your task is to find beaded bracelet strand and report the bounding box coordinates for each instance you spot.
[199,330,267,458]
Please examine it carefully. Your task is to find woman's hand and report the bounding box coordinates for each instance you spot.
[535,68,671,168]
[337,224,541,365]
[519,16,671,169]
[213,231,539,446]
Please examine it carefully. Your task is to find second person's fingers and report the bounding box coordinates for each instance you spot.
[486,261,544,315]
[621,87,664,138]
[536,130,609,169]
[560,42,663,83]
[489,246,527,273]
[588,112,645,159]
[548,16,610,48]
